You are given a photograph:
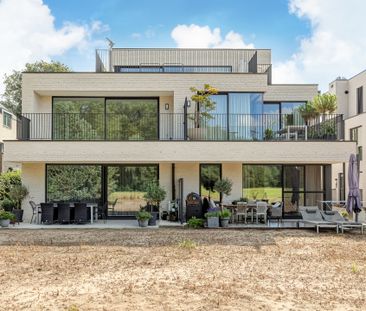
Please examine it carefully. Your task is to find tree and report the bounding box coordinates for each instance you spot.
[1,61,71,115]
[298,101,319,124]
[312,93,337,114]
[190,84,219,128]
[214,178,233,204]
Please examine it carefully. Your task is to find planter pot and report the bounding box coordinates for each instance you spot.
[207,216,219,228]
[138,219,149,227]
[148,212,158,226]
[188,128,208,140]
[220,217,230,228]
[0,219,11,227]
[12,209,24,223]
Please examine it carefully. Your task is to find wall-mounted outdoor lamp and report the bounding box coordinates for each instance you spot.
[165,103,170,110]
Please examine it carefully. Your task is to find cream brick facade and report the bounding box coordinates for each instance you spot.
[3,48,357,222]
[329,71,366,202]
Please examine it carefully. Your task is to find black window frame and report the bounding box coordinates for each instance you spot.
[357,86,363,114]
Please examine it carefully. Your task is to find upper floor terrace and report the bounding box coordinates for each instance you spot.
[17,97,344,142]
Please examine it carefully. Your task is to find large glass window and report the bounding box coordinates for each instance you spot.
[53,98,105,140]
[243,165,282,202]
[115,66,232,73]
[46,165,102,203]
[107,165,159,216]
[106,98,158,140]
[242,164,327,216]
[281,102,305,126]
[3,111,12,128]
[200,164,221,201]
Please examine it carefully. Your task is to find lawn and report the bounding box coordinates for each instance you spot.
[1,229,365,310]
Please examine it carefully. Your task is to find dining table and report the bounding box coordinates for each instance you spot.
[222,202,268,224]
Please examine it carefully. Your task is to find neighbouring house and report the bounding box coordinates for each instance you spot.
[4,47,355,222]
[329,71,366,203]
[0,104,19,172]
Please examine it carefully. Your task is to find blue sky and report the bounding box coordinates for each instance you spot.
[44,0,309,67]
[1,0,365,91]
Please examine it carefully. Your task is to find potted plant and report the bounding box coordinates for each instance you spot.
[219,208,231,227]
[264,128,274,140]
[204,208,220,228]
[136,210,152,227]
[213,177,233,205]
[8,185,29,223]
[143,182,167,225]
[188,84,219,140]
[1,198,15,212]
[0,210,16,227]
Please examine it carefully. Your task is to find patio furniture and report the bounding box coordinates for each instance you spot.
[29,200,41,224]
[108,198,118,215]
[278,125,308,140]
[320,210,366,234]
[235,203,248,224]
[40,203,56,224]
[256,201,268,224]
[97,202,107,223]
[247,201,257,223]
[57,203,71,224]
[299,207,338,233]
[74,203,88,224]
[269,202,283,225]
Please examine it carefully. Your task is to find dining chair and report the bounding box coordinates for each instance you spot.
[40,203,55,224]
[256,201,268,224]
[74,203,88,224]
[236,203,248,224]
[29,201,41,224]
[57,203,71,224]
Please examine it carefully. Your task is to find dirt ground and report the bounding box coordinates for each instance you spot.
[0,228,366,311]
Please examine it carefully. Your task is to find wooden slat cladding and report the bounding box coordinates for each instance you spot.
[111,48,271,73]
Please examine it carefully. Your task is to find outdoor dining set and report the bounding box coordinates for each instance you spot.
[222,201,283,224]
[29,201,99,225]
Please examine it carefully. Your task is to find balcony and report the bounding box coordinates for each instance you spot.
[16,113,344,142]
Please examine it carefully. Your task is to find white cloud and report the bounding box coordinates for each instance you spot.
[273,0,366,91]
[171,24,254,49]
[0,0,108,92]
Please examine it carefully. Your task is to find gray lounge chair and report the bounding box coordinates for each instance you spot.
[299,208,338,233]
[320,210,366,234]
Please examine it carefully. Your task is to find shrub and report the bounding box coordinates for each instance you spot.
[9,184,29,209]
[0,170,21,201]
[1,198,15,211]
[0,210,16,221]
[143,182,167,207]
[205,210,220,218]
[187,217,204,229]
[136,210,152,221]
[219,208,232,218]
[178,239,197,249]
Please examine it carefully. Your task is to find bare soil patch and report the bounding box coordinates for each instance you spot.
[0,228,365,310]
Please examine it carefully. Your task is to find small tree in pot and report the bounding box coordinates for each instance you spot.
[143,182,167,226]
[188,84,219,140]
[214,178,233,227]
[8,185,29,223]
[298,101,319,125]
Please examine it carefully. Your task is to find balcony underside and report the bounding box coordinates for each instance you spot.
[4,141,355,164]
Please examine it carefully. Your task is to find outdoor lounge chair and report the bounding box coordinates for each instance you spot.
[320,210,366,234]
[299,207,338,234]
[269,202,283,225]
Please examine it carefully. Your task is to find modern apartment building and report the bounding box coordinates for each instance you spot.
[4,48,355,222]
[329,70,366,202]
[0,104,17,172]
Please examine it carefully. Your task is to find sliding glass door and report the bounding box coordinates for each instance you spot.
[107,165,159,217]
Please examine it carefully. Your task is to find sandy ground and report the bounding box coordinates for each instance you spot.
[0,228,366,311]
